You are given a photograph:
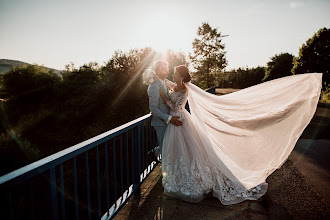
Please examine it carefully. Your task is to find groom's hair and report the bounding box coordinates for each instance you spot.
[154,60,168,74]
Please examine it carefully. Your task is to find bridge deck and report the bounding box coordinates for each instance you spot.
[114,164,267,220]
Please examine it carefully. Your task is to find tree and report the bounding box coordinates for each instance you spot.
[62,61,101,86]
[190,22,227,89]
[100,47,188,123]
[101,48,156,91]
[101,48,156,118]
[158,49,189,81]
[292,27,330,88]
[263,53,294,82]
[225,67,265,89]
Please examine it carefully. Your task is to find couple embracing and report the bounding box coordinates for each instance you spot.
[145,60,322,204]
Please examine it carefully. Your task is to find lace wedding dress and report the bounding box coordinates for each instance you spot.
[161,73,322,204]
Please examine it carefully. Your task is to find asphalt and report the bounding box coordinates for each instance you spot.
[114,103,330,220]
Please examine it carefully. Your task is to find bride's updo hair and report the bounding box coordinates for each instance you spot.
[175,65,191,83]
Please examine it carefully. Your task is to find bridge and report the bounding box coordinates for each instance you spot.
[0,112,162,220]
[0,87,216,220]
[1,89,329,220]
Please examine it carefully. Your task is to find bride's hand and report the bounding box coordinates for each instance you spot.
[159,89,168,102]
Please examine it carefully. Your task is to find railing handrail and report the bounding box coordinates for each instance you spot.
[0,113,152,189]
[0,87,216,219]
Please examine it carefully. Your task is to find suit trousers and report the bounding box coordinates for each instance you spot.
[153,125,167,158]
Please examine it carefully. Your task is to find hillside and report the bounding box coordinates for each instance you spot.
[0,59,61,75]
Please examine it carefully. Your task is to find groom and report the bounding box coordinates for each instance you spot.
[148,60,182,160]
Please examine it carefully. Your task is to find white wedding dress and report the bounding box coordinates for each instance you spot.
[161,73,322,204]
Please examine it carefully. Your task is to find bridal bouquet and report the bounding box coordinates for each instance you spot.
[142,69,158,85]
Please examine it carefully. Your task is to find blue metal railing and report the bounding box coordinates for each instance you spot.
[0,87,216,220]
[0,113,158,220]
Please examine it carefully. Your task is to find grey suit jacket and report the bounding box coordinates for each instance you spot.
[148,80,170,127]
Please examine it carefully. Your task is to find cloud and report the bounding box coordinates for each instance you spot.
[289,2,305,9]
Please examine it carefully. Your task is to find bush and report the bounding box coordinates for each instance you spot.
[2,64,60,102]
[320,87,330,103]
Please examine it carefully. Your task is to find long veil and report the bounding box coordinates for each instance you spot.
[185,73,322,190]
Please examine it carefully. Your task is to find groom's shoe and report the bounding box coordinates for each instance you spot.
[149,147,162,163]
[152,154,162,163]
[156,155,161,163]
[148,150,161,163]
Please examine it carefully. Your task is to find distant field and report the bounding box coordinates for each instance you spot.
[216,88,241,95]
[0,59,61,76]
[0,65,12,74]
[0,59,28,74]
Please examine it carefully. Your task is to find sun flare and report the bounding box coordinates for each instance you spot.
[133,11,191,53]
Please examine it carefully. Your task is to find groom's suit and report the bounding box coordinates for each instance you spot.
[147,79,171,158]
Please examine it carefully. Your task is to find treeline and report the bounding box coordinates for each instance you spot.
[220,66,266,89]
[218,53,294,89]
[0,48,187,174]
[0,26,329,175]
[190,25,329,98]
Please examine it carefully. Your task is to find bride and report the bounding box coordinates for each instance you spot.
[158,65,322,204]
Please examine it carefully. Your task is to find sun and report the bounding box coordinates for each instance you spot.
[144,14,178,51]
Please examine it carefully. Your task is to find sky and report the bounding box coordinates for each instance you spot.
[1,0,329,70]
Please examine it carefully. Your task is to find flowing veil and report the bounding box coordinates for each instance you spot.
[185,73,322,190]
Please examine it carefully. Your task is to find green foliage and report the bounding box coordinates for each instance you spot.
[0,131,40,175]
[263,53,294,82]
[292,27,330,88]
[190,22,227,89]
[1,64,60,103]
[320,87,330,103]
[160,50,189,81]
[0,47,188,173]
[224,67,266,89]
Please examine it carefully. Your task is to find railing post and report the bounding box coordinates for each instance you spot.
[9,192,14,220]
[85,152,91,220]
[29,181,36,220]
[205,86,216,94]
[132,125,141,194]
[50,167,59,220]
[185,87,215,112]
[0,114,153,220]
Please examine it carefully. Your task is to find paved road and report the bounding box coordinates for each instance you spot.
[290,139,330,205]
[263,103,330,219]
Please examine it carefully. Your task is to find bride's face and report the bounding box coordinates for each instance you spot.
[173,71,183,84]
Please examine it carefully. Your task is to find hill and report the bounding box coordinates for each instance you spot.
[0,59,61,75]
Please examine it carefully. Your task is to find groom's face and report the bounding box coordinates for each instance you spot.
[157,64,169,79]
